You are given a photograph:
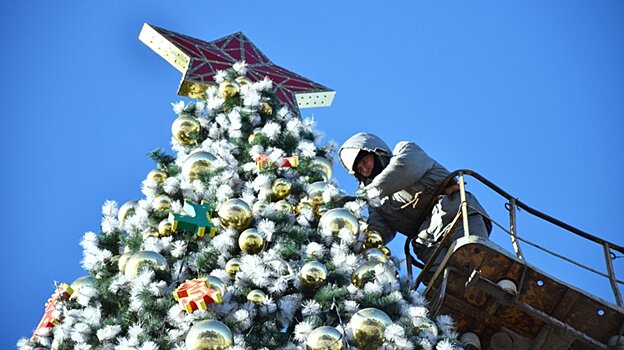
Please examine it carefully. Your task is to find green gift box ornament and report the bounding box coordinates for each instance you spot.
[169,200,216,237]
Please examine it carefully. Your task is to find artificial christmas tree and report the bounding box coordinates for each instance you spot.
[19,26,463,350]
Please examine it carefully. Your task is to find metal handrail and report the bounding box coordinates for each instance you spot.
[404,169,624,305]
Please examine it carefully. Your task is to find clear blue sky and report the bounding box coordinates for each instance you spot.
[1,1,623,347]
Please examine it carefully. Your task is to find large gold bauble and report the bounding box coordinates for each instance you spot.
[218,199,252,231]
[70,276,96,297]
[158,219,173,236]
[319,208,359,236]
[363,231,384,249]
[118,252,134,273]
[152,194,172,212]
[259,102,273,116]
[182,151,217,181]
[124,251,169,279]
[247,289,266,304]
[271,178,292,200]
[238,228,264,254]
[147,169,168,184]
[218,80,240,99]
[172,115,201,145]
[235,76,252,88]
[252,201,269,216]
[306,326,344,350]
[312,157,333,181]
[349,308,392,350]
[208,276,226,296]
[363,248,388,264]
[225,258,242,278]
[118,200,139,227]
[185,320,233,350]
[275,200,294,213]
[306,182,330,207]
[351,262,397,288]
[299,261,328,289]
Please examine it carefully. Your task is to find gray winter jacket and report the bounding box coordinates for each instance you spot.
[339,132,490,249]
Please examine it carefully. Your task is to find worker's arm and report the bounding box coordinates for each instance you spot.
[365,141,434,198]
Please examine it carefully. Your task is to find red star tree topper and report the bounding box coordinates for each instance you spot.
[139,23,335,114]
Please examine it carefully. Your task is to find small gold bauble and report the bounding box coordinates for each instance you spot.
[259,102,273,116]
[248,127,263,144]
[208,275,226,296]
[247,289,266,304]
[185,320,233,350]
[272,178,292,200]
[363,248,388,264]
[252,201,269,216]
[171,115,201,145]
[378,245,391,257]
[147,169,168,184]
[239,228,265,254]
[235,76,252,88]
[364,230,384,249]
[414,318,439,336]
[312,157,333,181]
[70,276,96,297]
[225,258,242,278]
[319,208,359,236]
[306,182,330,207]
[306,326,344,350]
[300,261,328,289]
[218,199,252,231]
[124,251,169,279]
[275,200,294,213]
[296,201,314,215]
[152,194,172,212]
[118,252,134,273]
[118,200,138,227]
[158,219,173,236]
[218,80,240,99]
[349,308,392,350]
[182,151,217,181]
[351,262,396,288]
[314,205,330,218]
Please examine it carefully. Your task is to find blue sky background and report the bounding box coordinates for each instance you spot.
[1,1,623,347]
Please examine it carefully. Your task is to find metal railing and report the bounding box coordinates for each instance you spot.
[404,169,624,307]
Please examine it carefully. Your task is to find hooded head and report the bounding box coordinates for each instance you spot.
[339,132,391,183]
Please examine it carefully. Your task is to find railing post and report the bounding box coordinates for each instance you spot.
[509,198,525,260]
[458,172,470,237]
[603,243,623,307]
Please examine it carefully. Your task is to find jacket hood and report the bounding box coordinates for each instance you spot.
[339,132,391,174]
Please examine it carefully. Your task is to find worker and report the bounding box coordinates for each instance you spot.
[339,132,491,282]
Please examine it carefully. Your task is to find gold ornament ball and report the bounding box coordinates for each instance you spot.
[185,320,233,350]
[124,251,169,279]
[219,80,240,99]
[299,261,328,289]
[208,276,226,296]
[319,208,359,236]
[306,182,330,207]
[364,231,384,249]
[238,228,265,254]
[275,200,294,213]
[314,205,330,218]
[171,115,201,145]
[218,199,252,231]
[349,308,392,350]
[158,219,173,236]
[414,318,439,336]
[252,201,269,216]
[312,157,333,181]
[259,102,273,116]
[118,252,134,273]
[152,194,172,212]
[118,200,138,227]
[306,326,344,350]
[272,178,292,200]
[225,258,242,278]
[363,248,388,264]
[296,201,314,215]
[235,76,252,88]
[247,289,266,304]
[378,245,391,257]
[248,128,263,144]
[147,169,168,184]
[70,276,96,297]
[182,151,217,181]
[351,262,396,288]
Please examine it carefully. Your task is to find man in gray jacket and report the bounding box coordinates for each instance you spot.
[339,132,491,281]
